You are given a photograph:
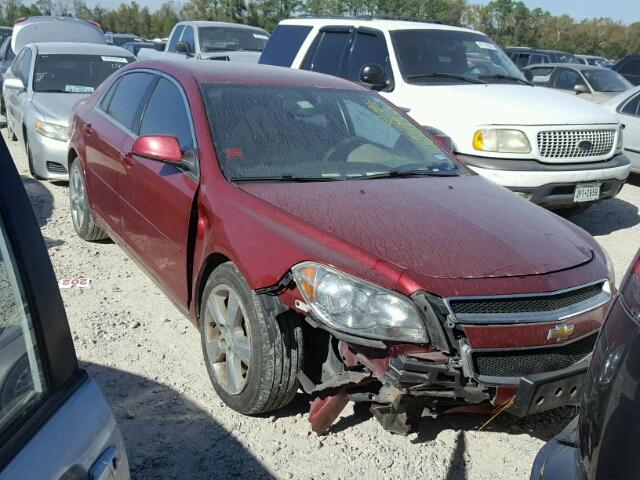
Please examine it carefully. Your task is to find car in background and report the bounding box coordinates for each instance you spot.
[0,37,14,115]
[613,54,640,86]
[0,136,129,479]
[0,26,11,46]
[603,85,640,174]
[106,33,141,47]
[67,59,615,435]
[137,20,269,63]
[530,248,640,480]
[11,16,106,54]
[3,42,134,180]
[523,63,632,103]
[504,46,581,68]
[122,40,162,57]
[261,18,630,213]
[576,54,613,68]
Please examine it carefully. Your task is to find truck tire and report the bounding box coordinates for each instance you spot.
[69,157,108,241]
[200,262,303,415]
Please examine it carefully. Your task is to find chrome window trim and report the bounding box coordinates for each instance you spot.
[444,278,611,324]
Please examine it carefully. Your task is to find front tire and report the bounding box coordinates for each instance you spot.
[69,158,108,241]
[25,134,44,180]
[200,262,303,415]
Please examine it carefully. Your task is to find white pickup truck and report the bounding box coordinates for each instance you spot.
[260,18,631,213]
[138,20,270,63]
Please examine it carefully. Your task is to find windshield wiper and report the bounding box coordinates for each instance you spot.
[407,73,486,84]
[228,174,343,183]
[479,74,532,85]
[351,168,460,180]
[36,89,67,93]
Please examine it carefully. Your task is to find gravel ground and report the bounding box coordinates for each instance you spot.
[6,127,640,480]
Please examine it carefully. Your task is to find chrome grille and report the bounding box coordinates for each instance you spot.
[537,130,615,159]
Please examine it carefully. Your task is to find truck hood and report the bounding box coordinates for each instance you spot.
[32,93,89,126]
[239,175,594,279]
[201,51,261,63]
[394,84,619,127]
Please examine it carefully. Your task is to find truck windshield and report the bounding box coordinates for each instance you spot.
[199,27,268,52]
[203,85,460,182]
[391,29,527,85]
[583,69,632,92]
[32,54,132,93]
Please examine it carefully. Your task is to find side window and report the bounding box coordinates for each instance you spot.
[344,30,391,82]
[100,78,121,112]
[18,49,32,84]
[621,93,640,117]
[259,25,312,67]
[139,77,194,152]
[167,25,185,52]
[0,218,47,439]
[553,69,581,90]
[181,26,195,54]
[515,53,530,68]
[528,67,554,84]
[105,72,155,132]
[618,59,640,75]
[302,30,350,76]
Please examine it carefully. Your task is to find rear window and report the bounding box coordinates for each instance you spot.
[33,54,133,93]
[199,27,268,53]
[259,25,311,67]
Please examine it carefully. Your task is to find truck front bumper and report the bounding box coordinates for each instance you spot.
[458,152,631,208]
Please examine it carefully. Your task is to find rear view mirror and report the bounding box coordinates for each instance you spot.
[359,64,387,89]
[4,77,24,91]
[132,135,182,164]
[175,42,191,55]
[574,83,589,94]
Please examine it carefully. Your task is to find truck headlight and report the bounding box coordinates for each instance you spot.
[473,129,531,154]
[291,262,428,343]
[33,119,69,142]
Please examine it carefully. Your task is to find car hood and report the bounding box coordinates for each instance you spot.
[32,93,89,126]
[394,84,619,127]
[201,51,261,63]
[239,175,594,279]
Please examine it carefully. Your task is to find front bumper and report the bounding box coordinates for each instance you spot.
[27,129,69,180]
[530,416,582,480]
[458,152,630,208]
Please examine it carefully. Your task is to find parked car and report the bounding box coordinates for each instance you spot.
[137,21,269,63]
[504,46,581,68]
[11,16,106,54]
[613,54,640,86]
[121,40,162,57]
[3,42,134,180]
[523,63,632,103]
[0,136,129,479]
[68,59,615,434]
[105,33,141,46]
[260,18,631,213]
[530,247,640,480]
[0,26,11,47]
[576,54,612,68]
[0,37,14,115]
[603,85,640,174]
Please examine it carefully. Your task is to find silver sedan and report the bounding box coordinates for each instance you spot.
[2,42,133,180]
[604,86,640,174]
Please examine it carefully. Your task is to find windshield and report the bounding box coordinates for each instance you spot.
[583,69,632,92]
[203,86,460,181]
[199,27,268,52]
[33,54,133,93]
[391,29,526,84]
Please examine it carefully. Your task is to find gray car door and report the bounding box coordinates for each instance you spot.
[0,137,129,480]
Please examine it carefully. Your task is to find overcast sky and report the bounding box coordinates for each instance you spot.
[82,0,636,23]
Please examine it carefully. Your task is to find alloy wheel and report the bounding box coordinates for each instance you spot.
[70,165,87,229]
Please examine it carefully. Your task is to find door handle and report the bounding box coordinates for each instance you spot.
[121,152,134,168]
[88,446,120,480]
[83,124,94,135]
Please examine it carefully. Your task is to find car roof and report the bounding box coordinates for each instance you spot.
[280,17,479,34]
[176,20,268,32]
[524,63,607,71]
[505,47,571,55]
[31,42,132,56]
[131,59,364,90]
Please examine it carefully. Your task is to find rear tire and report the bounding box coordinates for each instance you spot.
[69,157,108,241]
[200,262,303,415]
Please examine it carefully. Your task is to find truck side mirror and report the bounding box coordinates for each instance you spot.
[176,41,191,55]
[359,64,387,90]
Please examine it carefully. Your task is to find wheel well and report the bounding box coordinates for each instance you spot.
[196,253,231,319]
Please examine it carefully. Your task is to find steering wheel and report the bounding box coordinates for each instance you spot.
[321,137,368,163]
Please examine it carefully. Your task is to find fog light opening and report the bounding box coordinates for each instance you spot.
[536,396,545,406]
[554,388,563,397]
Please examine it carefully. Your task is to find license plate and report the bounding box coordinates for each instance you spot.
[574,183,601,203]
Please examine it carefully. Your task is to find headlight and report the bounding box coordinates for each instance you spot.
[291,262,427,343]
[617,125,624,150]
[33,119,69,141]
[473,129,531,154]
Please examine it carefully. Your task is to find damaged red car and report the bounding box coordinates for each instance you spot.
[67,60,614,434]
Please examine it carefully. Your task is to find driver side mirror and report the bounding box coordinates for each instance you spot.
[4,77,24,91]
[359,64,388,90]
[574,83,589,95]
[132,135,182,164]
[175,41,191,55]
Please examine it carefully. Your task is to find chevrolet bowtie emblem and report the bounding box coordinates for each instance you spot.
[548,324,575,343]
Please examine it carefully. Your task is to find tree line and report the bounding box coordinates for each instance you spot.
[0,0,638,59]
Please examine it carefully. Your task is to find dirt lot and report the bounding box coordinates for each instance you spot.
[6,127,640,480]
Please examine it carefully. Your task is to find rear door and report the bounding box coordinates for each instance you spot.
[0,138,128,480]
[618,91,640,168]
[84,71,156,237]
[121,74,199,310]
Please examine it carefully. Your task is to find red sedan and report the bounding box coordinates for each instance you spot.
[67,60,614,434]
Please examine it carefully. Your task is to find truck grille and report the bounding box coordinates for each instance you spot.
[472,332,598,378]
[537,130,615,159]
[449,282,604,316]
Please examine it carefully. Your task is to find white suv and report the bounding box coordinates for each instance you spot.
[260,17,631,212]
